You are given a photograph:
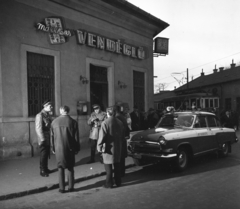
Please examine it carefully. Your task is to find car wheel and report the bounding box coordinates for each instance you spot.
[175,148,188,172]
[219,142,230,157]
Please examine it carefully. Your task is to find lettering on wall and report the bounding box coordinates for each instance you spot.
[36,17,73,44]
[36,17,146,60]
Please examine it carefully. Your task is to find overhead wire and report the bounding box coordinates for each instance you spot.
[154,51,240,86]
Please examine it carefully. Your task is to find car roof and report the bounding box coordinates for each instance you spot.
[165,111,215,116]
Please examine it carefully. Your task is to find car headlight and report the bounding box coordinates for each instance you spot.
[159,136,167,145]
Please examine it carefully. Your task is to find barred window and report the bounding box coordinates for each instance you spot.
[27,52,54,117]
[133,71,145,111]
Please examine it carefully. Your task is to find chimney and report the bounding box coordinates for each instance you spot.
[201,69,204,76]
[213,64,218,73]
[219,67,224,72]
[231,59,236,68]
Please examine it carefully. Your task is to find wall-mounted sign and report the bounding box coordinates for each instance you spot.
[154,37,169,55]
[36,17,146,60]
[76,30,145,60]
[36,17,73,44]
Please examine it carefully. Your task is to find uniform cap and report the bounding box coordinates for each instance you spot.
[92,104,100,109]
[42,100,52,107]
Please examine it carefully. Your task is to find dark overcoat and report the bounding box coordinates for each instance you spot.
[97,116,124,164]
[51,115,80,168]
[116,113,129,158]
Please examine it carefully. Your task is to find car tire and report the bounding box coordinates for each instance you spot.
[219,142,230,157]
[175,148,188,172]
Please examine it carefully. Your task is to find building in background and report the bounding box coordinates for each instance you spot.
[0,0,169,160]
[154,61,240,118]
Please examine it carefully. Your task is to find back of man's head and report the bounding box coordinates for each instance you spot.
[60,105,70,114]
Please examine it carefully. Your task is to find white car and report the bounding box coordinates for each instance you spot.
[128,111,238,171]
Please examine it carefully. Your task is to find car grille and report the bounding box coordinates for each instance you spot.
[129,141,162,154]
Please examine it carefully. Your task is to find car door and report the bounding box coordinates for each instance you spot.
[194,115,217,154]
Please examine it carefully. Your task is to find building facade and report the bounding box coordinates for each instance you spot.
[154,62,240,117]
[0,0,169,160]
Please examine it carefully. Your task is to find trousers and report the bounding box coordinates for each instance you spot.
[58,166,74,191]
[104,163,121,187]
[39,144,50,171]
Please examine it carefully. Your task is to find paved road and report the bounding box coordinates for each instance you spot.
[1,143,240,209]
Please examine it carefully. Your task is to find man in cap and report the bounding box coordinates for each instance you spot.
[35,100,53,177]
[87,104,107,163]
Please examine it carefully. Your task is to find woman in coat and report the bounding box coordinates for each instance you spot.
[97,106,124,188]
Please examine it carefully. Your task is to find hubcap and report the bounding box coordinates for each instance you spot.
[179,152,186,167]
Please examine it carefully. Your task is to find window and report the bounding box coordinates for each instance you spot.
[205,99,209,108]
[27,52,54,116]
[198,116,207,127]
[207,116,217,127]
[209,99,214,108]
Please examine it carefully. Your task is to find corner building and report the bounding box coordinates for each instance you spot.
[0,0,169,160]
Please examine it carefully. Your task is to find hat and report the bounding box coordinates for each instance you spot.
[42,100,52,107]
[92,104,100,109]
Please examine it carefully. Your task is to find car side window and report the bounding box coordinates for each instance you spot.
[198,116,207,127]
[207,116,218,127]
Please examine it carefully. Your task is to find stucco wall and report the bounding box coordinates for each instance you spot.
[0,0,157,160]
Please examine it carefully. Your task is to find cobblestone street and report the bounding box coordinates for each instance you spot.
[2,143,240,209]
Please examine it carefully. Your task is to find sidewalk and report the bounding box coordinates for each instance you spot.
[0,146,135,201]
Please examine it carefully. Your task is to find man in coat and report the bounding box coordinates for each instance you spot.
[130,105,142,131]
[51,106,80,193]
[35,100,53,177]
[115,105,130,177]
[97,106,124,188]
[87,104,107,163]
[221,110,235,129]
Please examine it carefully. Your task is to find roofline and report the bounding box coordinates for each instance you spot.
[101,0,169,36]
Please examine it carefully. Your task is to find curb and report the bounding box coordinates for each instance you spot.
[0,163,135,201]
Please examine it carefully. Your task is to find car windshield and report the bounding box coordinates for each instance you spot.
[156,114,194,128]
[174,115,194,127]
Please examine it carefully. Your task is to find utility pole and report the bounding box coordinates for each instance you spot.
[187,68,189,89]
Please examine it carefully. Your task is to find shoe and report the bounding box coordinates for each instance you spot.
[116,183,121,187]
[68,188,75,192]
[40,171,49,177]
[46,169,51,174]
[102,184,112,189]
[86,159,95,164]
[58,189,65,193]
[115,181,122,187]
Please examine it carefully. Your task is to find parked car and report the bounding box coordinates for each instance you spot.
[128,111,238,171]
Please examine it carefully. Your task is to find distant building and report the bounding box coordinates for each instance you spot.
[154,61,240,116]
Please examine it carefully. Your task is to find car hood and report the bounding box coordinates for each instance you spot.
[130,127,186,142]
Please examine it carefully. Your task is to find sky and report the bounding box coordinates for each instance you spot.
[128,0,240,91]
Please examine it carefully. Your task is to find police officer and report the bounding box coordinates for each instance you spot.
[35,100,53,177]
[87,104,107,164]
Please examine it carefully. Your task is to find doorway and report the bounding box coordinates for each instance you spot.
[90,64,108,111]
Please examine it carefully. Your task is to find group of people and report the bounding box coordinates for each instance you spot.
[35,100,80,193]
[129,105,160,131]
[35,101,131,193]
[87,104,130,188]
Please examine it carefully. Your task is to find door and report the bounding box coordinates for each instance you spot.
[90,64,108,111]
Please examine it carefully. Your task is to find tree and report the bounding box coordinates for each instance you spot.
[154,83,169,93]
